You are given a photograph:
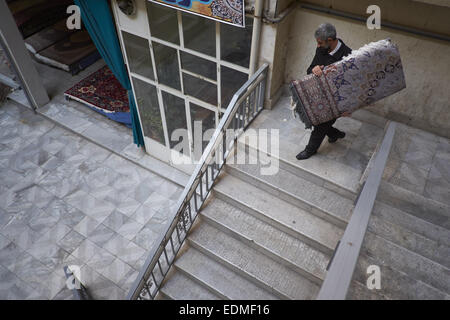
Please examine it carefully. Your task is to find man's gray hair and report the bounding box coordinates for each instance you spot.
[314,23,337,41]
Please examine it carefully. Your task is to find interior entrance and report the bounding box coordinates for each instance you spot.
[113,0,253,174]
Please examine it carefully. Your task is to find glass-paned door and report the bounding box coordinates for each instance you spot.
[122,31,154,80]
[147,2,179,44]
[115,1,254,174]
[181,11,215,56]
[221,16,253,68]
[132,78,164,144]
[221,65,249,108]
[190,103,216,161]
[161,90,188,150]
[152,42,181,90]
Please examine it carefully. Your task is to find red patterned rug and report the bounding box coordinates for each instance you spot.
[64,66,130,113]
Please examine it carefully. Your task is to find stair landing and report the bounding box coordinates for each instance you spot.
[236,94,386,197]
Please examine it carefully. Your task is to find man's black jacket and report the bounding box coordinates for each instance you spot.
[306,39,352,75]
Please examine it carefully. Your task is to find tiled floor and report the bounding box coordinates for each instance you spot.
[0,100,185,299]
[7,58,190,188]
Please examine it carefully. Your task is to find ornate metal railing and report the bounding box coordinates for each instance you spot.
[127,63,269,300]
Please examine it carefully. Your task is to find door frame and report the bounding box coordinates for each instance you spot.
[112,0,252,174]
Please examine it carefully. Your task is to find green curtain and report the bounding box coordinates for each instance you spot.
[74,0,144,147]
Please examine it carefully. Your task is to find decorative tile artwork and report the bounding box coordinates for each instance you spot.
[150,0,245,27]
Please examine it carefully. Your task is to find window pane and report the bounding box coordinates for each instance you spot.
[122,31,154,80]
[180,51,216,81]
[182,12,215,57]
[221,66,248,108]
[183,73,217,106]
[147,1,179,44]
[161,91,188,150]
[132,78,165,145]
[190,103,216,160]
[221,16,253,68]
[153,42,181,91]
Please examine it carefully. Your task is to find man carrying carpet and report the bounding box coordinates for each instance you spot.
[296,23,353,160]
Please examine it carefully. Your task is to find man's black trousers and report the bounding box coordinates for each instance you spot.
[304,119,344,153]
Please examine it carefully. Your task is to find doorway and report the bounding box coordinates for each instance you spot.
[114,1,253,174]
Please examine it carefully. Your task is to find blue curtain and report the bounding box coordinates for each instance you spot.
[74,0,144,147]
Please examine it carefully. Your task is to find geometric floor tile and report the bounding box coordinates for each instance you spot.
[87,224,116,248]
[57,230,86,255]
[96,257,132,284]
[0,96,187,299]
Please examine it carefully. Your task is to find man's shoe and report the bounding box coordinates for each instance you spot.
[296,149,317,160]
[328,131,346,143]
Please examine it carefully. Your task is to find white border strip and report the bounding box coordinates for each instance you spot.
[64,93,117,114]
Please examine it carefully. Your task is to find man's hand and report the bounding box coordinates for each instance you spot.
[341,111,352,117]
[312,65,324,76]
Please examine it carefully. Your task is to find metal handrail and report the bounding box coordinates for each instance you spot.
[127,63,269,300]
[317,121,397,299]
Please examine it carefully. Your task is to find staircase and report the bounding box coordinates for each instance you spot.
[351,123,450,300]
[152,94,450,300]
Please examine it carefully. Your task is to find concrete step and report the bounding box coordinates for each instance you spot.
[213,173,343,255]
[225,151,354,228]
[199,197,330,285]
[352,250,450,300]
[368,213,450,269]
[372,201,450,247]
[188,220,320,300]
[377,181,450,230]
[159,266,221,300]
[236,106,369,199]
[235,134,361,201]
[174,246,278,300]
[350,109,389,130]
[361,232,450,294]
[347,280,390,300]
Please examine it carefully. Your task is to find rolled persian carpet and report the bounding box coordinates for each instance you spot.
[289,38,406,129]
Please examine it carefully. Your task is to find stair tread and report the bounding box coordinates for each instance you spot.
[350,109,388,129]
[200,197,330,282]
[160,267,221,300]
[368,213,450,268]
[377,181,450,230]
[373,201,450,246]
[361,232,450,294]
[347,280,389,300]
[175,246,278,300]
[214,174,343,252]
[238,108,368,193]
[189,221,320,300]
[353,250,450,299]
[227,150,354,225]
